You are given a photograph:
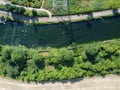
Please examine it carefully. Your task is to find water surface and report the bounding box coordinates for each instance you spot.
[0,16,120,47]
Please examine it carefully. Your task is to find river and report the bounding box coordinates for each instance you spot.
[0,16,120,47]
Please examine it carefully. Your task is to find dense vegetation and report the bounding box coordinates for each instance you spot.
[0,39,120,82]
[1,4,48,17]
[0,0,120,17]
[9,0,120,15]
[10,0,42,8]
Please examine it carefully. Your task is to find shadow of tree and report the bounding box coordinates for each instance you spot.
[112,9,119,15]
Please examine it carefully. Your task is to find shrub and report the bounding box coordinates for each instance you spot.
[11,48,28,70]
[4,64,19,78]
[3,0,120,16]
[1,47,12,62]
[37,11,48,17]
[32,9,37,16]
[0,39,120,82]
[17,7,26,14]
[6,4,26,14]
[59,48,74,66]
[6,4,14,11]
[32,52,45,69]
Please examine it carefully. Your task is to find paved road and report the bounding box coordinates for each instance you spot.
[0,75,120,90]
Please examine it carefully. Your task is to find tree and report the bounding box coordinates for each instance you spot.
[6,4,14,11]
[59,48,74,66]
[11,48,28,70]
[32,9,37,16]
[18,7,26,14]
[32,52,45,69]
[1,47,12,62]
[3,63,19,78]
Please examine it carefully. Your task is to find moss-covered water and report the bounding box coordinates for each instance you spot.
[0,16,120,47]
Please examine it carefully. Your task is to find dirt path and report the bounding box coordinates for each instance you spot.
[0,75,120,90]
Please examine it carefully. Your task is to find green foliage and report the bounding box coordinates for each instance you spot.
[59,48,74,66]
[37,11,48,17]
[32,9,37,16]
[92,0,103,10]
[5,4,48,17]
[11,0,42,7]
[6,4,14,11]
[32,52,45,69]
[6,4,26,14]
[11,48,28,69]
[3,0,120,16]
[0,39,120,82]
[17,7,26,14]
[4,64,19,78]
[1,47,12,62]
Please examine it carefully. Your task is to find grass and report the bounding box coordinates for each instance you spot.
[7,0,120,16]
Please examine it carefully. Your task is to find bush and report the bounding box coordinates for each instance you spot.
[59,48,74,66]
[11,48,28,70]
[37,11,48,17]
[32,52,45,69]
[0,39,120,82]
[32,9,37,16]
[1,47,12,62]
[18,7,26,14]
[6,4,14,11]
[6,4,26,14]
[4,64,19,78]
[3,0,120,16]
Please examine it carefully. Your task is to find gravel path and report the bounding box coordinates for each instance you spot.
[0,75,120,90]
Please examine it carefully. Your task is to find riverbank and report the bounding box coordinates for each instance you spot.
[0,75,120,90]
[0,8,120,24]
